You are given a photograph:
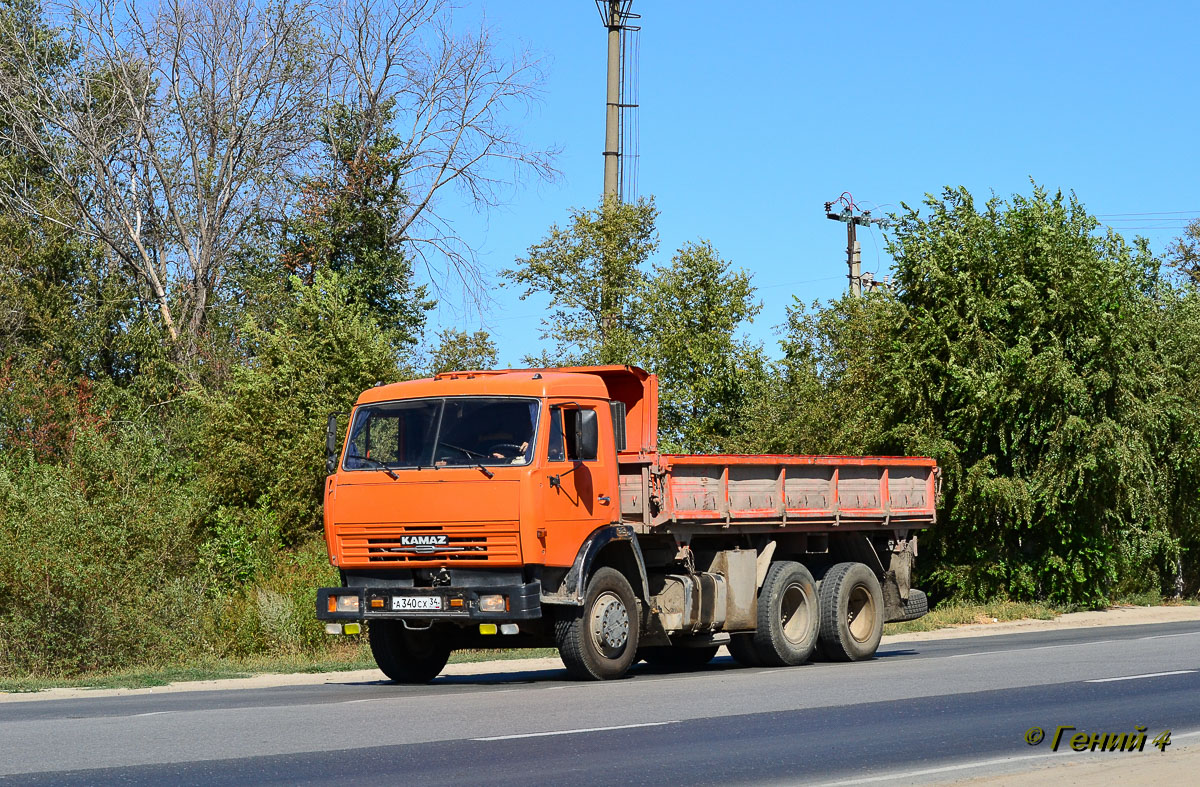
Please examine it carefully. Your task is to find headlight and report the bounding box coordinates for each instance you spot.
[478,594,506,612]
[327,594,360,613]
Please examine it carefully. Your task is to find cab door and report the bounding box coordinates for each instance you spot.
[539,403,617,567]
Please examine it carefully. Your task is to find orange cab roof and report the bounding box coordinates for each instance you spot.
[354,366,646,406]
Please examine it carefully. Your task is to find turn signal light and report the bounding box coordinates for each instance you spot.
[449,598,464,608]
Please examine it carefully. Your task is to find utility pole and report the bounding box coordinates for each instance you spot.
[597,1,639,202]
[825,195,884,297]
[602,0,621,199]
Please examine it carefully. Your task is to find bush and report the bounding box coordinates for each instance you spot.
[0,422,209,675]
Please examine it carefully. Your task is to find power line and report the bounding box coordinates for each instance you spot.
[1097,210,1200,217]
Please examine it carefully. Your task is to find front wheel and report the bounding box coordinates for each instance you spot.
[556,567,640,680]
[368,621,452,683]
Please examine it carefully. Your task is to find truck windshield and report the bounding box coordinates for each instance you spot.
[342,397,538,471]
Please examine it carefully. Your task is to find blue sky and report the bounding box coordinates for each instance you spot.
[431,0,1200,365]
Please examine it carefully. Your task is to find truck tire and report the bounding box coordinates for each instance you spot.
[639,645,719,670]
[893,589,928,622]
[727,634,762,667]
[368,621,452,683]
[556,567,640,680]
[817,562,884,662]
[750,561,820,667]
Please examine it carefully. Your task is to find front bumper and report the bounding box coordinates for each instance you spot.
[316,581,542,622]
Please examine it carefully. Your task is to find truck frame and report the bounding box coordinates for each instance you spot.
[317,366,937,681]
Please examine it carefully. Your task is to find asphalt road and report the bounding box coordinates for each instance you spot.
[3,621,1199,785]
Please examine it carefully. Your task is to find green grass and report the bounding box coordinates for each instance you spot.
[1110,589,1200,607]
[0,648,375,693]
[884,600,1062,635]
[0,641,562,694]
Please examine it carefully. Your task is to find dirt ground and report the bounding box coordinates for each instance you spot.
[946,739,1200,786]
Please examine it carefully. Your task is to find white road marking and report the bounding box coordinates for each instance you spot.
[949,639,1123,658]
[816,753,1062,786]
[132,711,173,717]
[1084,670,1197,683]
[1140,632,1200,641]
[473,720,677,741]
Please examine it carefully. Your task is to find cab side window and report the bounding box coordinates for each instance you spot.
[546,406,565,462]
[546,406,599,462]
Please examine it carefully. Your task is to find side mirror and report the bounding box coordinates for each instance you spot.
[575,408,599,461]
[326,413,340,474]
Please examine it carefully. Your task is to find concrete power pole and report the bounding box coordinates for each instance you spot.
[602,0,621,199]
[598,1,639,202]
[825,197,884,297]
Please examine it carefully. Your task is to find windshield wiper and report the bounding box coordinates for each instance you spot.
[347,455,399,480]
[436,442,495,479]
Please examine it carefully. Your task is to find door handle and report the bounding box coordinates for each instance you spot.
[598,495,611,505]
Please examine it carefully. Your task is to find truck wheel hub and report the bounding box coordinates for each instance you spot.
[591,591,629,654]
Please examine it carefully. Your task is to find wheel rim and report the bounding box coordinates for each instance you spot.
[846,584,876,643]
[779,582,813,645]
[590,591,630,658]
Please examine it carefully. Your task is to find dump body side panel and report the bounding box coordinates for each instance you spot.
[646,454,937,530]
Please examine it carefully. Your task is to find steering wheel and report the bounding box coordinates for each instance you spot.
[486,442,524,457]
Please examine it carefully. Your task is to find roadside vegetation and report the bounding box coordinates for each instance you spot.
[3,0,1200,684]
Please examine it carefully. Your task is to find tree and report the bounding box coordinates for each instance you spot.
[197,270,401,543]
[277,102,432,341]
[428,328,498,375]
[640,241,764,453]
[0,0,330,351]
[0,0,557,356]
[505,196,658,365]
[733,295,896,458]
[878,186,1173,605]
[508,199,766,452]
[1166,218,1200,284]
[327,0,558,296]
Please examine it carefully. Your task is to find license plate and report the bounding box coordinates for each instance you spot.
[391,595,442,611]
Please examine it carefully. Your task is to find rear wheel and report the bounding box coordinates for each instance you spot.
[817,562,884,661]
[727,634,762,667]
[368,621,452,683]
[556,567,640,680]
[751,561,820,667]
[639,645,720,670]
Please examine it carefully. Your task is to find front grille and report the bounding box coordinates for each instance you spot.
[337,524,521,566]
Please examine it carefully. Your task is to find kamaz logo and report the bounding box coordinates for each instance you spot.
[398,534,455,554]
[400,535,449,546]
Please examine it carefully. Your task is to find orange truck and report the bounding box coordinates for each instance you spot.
[317,365,937,681]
